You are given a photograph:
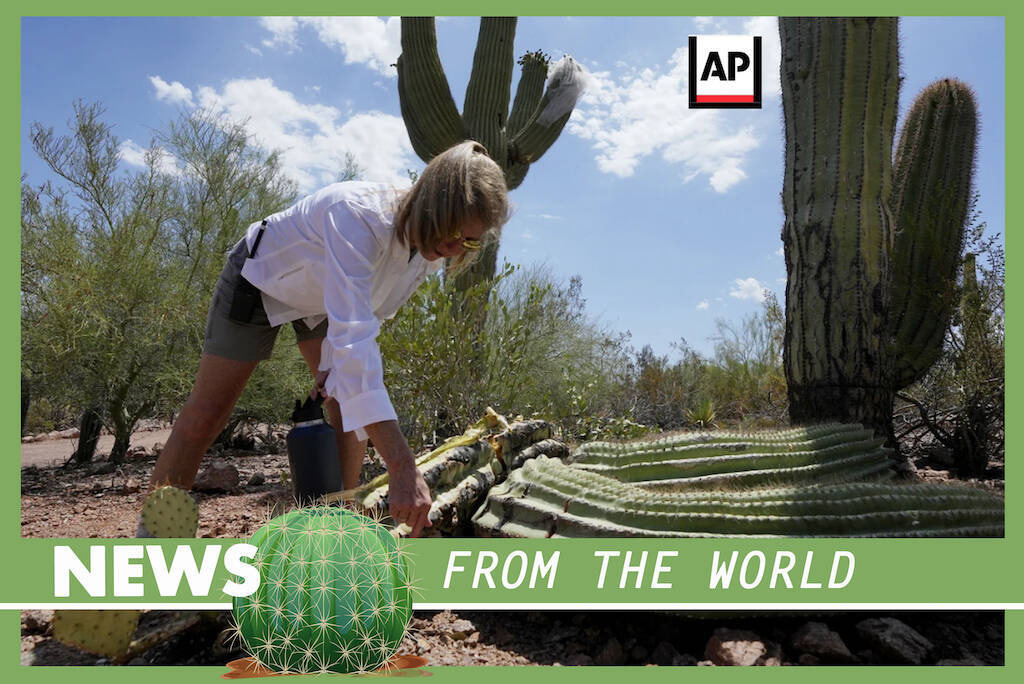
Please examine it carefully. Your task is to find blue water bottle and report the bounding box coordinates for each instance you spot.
[286,395,342,506]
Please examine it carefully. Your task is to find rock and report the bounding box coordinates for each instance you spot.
[630,644,648,662]
[193,461,239,492]
[20,611,51,635]
[789,621,854,662]
[448,619,476,641]
[596,637,626,665]
[21,436,35,443]
[122,478,141,494]
[855,618,934,665]
[650,641,680,666]
[565,653,594,666]
[127,445,148,458]
[152,442,164,456]
[91,462,117,475]
[672,653,699,666]
[247,472,266,486]
[705,628,782,666]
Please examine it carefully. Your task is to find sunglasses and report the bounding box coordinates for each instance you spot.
[451,231,482,251]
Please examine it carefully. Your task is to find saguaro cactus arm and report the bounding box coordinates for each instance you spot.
[888,79,978,389]
[396,17,466,160]
[462,17,517,169]
[397,17,584,191]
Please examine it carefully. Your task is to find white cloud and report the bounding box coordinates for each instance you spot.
[260,17,401,76]
[568,46,760,193]
[697,300,710,310]
[743,16,781,98]
[149,75,194,106]
[776,246,784,257]
[195,77,415,190]
[119,140,180,176]
[729,277,766,302]
[530,213,564,221]
[259,17,300,50]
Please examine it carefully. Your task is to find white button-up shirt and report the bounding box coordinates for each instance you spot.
[240,181,441,434]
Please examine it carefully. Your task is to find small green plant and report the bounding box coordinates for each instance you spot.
[686,399,718,429]
[232,507,413,674]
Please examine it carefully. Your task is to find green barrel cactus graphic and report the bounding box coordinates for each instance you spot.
[232,506,413,674]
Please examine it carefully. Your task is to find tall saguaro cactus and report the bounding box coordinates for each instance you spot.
[780,17,978,441]
[396,17,584,287]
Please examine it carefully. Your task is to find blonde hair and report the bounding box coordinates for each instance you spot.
[394,141,509,271]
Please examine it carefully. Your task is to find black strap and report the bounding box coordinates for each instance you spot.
[248,219,268,259]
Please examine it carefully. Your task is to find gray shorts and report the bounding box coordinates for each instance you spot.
[203,239,327,362]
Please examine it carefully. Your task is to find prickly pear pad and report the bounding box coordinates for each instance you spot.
[141,485,199,538]
[52,609,139,659]
[232,506,413,674]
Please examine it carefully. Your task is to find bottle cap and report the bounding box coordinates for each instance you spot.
[291,395,326,423]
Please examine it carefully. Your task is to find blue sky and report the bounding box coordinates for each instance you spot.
[20,16,1006,357]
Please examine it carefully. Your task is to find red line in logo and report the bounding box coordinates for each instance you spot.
[696,95,755,103]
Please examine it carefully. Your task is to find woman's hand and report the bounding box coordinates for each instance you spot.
[310,369,330,400]
[363,420,433,538]
[386,464,433,538]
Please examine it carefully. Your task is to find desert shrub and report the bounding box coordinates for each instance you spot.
[21,102,297,460]
[895,203,1004,477]
[379,264,634,448]
[622,292,787,430]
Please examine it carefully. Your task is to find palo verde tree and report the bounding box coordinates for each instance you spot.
[21,101,297,461]
[779,18,978,443]
[396,17,585,289]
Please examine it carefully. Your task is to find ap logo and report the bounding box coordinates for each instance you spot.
[689,35,762,109]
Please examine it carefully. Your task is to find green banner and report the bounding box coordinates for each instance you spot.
[4,537,1021,607]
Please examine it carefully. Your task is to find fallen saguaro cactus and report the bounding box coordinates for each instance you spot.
[570,424,894,490]
[333,409,567,535]
[473,456,1004,538]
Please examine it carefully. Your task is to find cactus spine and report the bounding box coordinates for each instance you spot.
[233,507,412,674]
[397,17,584,285]
[780,18,978,439]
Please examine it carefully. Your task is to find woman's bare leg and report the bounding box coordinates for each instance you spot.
[297,338,366,489]
[148,353,258,490]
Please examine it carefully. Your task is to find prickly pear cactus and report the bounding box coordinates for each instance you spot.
[571,423,893,489]
[474,455,1004,538]
[53,486,199,660]
[232,507,412,674]
[52,610,140,660]
[141,485,199,537]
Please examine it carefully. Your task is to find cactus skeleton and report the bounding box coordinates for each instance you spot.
[233,507,412,674]
[473,455,1003,538]
[780,18,979,437]
[335,409,564,535]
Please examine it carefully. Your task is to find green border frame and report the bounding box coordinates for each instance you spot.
[9,1,1017,679]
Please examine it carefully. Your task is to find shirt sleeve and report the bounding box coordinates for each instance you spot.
[318,203,398,433]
